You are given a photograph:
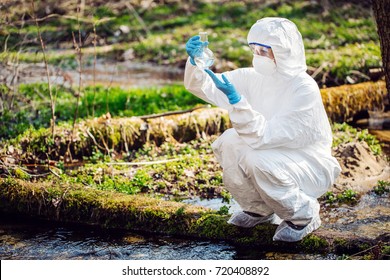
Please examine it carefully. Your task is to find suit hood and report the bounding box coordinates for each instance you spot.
[247,17,307,79]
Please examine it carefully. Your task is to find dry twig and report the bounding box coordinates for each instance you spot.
[31,0,56,138]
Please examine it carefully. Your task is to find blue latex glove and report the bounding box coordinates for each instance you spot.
[185,35,208,66]
[204,69,241,104]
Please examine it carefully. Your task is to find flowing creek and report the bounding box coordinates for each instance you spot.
[1,60,389,259]
[0,208,339,260]
[1,191,388,260]
[0,214,239,260]
[3,59,184,88]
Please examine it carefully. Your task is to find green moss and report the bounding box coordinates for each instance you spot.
[332,237,378,256]
[216,205,230,215]
[381,246,390,260]
[300,235,329,253]
[333,237,355,254]
[175,206,186,216]
[358,243,371,252]
[13,168,30,180]
[362,254,374,260]
[235,224,276,245]
[192,213,231,239]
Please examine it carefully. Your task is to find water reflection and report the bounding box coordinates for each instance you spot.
[181,197,241,214]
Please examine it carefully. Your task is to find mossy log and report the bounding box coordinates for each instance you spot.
[15,107,231,163]
[9,81,387,163]
[0,178,388,254]
[320,80,387,123]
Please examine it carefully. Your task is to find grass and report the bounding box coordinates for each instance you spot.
[7,136,225,200]
[0,83,206,140]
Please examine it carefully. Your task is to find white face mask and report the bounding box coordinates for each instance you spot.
[252,54,276,75]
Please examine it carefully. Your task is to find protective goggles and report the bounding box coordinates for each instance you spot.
[248,43,274,59]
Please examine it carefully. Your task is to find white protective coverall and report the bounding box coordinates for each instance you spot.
[184,17,341,241]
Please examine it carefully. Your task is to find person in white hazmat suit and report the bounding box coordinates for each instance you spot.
[184,17,341,242]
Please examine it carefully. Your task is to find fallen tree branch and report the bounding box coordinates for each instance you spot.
[8,13,113,25]
[311,62,328,80]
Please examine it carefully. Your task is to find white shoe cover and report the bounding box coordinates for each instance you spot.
[272,215,321,242]
[228,211,275,228]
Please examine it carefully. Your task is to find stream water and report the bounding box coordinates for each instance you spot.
[3,59,184,88]
[0,213,339,260]
[0,214,236,260]
[1,191,388,260]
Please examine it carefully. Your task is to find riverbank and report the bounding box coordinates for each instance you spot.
[1,129,389,259]
[0,174,389,259]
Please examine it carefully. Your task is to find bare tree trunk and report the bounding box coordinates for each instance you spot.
[372,0,390,105]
